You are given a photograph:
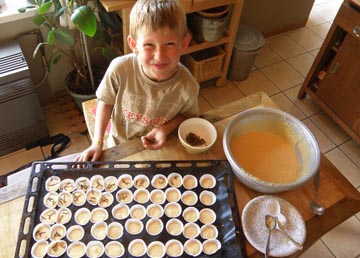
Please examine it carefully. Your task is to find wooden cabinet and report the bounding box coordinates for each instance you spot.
[99,0,244,86]
[298,0,360,144]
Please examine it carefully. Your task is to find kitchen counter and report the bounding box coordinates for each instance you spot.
[1,91,360,258]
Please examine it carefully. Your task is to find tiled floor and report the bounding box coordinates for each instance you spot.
[1,0,360,257]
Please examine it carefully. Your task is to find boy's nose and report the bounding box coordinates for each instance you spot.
[154,47,166,60]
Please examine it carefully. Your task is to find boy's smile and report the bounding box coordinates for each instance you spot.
[129,28,189,82]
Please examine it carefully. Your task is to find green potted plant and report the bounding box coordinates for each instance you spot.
[19,0,117,109]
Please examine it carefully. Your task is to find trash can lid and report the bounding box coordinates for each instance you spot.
[233,25,265,51]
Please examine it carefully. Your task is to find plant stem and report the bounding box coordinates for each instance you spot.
[81,32,95,92]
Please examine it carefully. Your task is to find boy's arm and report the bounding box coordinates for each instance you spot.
[141,114,186,150]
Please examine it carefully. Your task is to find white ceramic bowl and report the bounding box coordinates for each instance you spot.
[178,118,217,154]
[223,107,320,193]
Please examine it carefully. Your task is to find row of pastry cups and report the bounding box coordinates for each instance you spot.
[45,173,216,193]
[34,216,219,244]
[43,187,217,209]
[40,203,216,226]
[32,237,221,258]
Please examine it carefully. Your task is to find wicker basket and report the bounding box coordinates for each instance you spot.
[183,47,225,82]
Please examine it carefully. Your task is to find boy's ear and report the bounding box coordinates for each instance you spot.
[127,35,138,54]
[181,33,191,53]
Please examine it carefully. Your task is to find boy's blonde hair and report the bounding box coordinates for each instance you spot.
[129,0,188,40]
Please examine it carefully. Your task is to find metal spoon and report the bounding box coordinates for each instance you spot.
[265,215,276,258]
[310,172,325,216]
[270,215,303,250]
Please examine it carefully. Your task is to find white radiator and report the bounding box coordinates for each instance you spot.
[0,41,49,157]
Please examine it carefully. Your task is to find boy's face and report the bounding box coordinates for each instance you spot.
[128,27,190,82]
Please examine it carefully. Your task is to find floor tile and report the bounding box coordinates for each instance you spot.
[306,11,328,28]
[254,45,282,68]
[310,112,351,146]
[270,93,306,120]
[200,81,245,108]
[302,119,336,153]
[310,22,332,39]
[287,52,316,77]
[198,94,213,114]
[284,85,322,117]
[266,35,307,59]
[340,140,360,168]
[231,70,280,97]
[311,3,339,21]
[260,61,304,91]
[325,148,360,188]
[287,27,324,51]
[300,239,335,258]
[321,216,360,258]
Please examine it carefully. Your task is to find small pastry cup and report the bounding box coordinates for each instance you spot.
[184,238,203,257]
[183,174,198,190]
[86,188,101,206]
[151,174,168,189]
[165,187,181,203]
[199,208,216,225]
[49,224,66,241]
[90,207,109,223]
[199,190,216,206]
[146,203,164,219]
[91,221,108,241]
[133,188,150,204]
[33,223,51,241]
[165,239,184,257]
[40,208,57,225]
[199,174,216,189]
[66,225,85,242]
[150,189,166,205]
[146,218,164,236]
[31,240,48,258]
[164,202,182,218]
[116,189,133,204]
[67,242,86,258]
[167,173,183,188]
[183,222,201,239]
[98,191,114,208]
[56,207,72,224]
[118,174,133,189]
[107,222,124,240]
[147,241,165,258]
[74,207,90,226]
[90,175,105,191]
[57,191,73,208]
[75,176,91,191]
[130,204,147,220]
[72,190,86,206]
[128,239,147,257]
[105,241,125,258]
[133,174,150,189]
[166,218,184,236]
[200,224,219,239]
[181,190,198,206]
[59,178,76,192]
[112,203,130,220]
[45,176,61,192]
[86,241,105,258]
[47,240,67,257]
[43,191,58,209]
[203,239,221,255]
[125,219,143,235]
[104,175,118,192]
[182,207,200,223]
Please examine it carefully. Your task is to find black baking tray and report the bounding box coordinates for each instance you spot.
[15,159,247,258]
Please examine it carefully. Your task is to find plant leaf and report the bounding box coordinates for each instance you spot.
[33,43,47,59]
[18,6,37,13]
[54,6,67,18]
[71,5,97,37]
[47,28,55,45]
[33,14,46,26]
[54,28,75,46]
[38,1,53,14]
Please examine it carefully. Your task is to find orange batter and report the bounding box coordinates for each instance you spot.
[230,131,299,184]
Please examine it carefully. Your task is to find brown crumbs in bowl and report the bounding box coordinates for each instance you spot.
[186,132,207,147]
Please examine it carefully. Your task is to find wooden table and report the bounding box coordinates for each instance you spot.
[1,92,360,258]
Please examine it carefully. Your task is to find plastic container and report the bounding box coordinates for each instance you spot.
[228,25,265,81]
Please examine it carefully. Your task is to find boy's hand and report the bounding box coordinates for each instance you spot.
[74,143,103,164]
[141,128,167,150]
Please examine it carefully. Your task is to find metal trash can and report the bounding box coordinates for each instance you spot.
[228,25,265,81]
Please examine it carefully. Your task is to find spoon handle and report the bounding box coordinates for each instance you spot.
[276,218,303,250]
[265,229,271,258]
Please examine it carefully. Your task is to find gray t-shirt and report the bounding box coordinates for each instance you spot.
[96,53,199,146]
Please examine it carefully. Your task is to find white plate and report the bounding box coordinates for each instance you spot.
[241,195,306,257]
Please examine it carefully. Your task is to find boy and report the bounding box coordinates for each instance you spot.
[75,0,199,162]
